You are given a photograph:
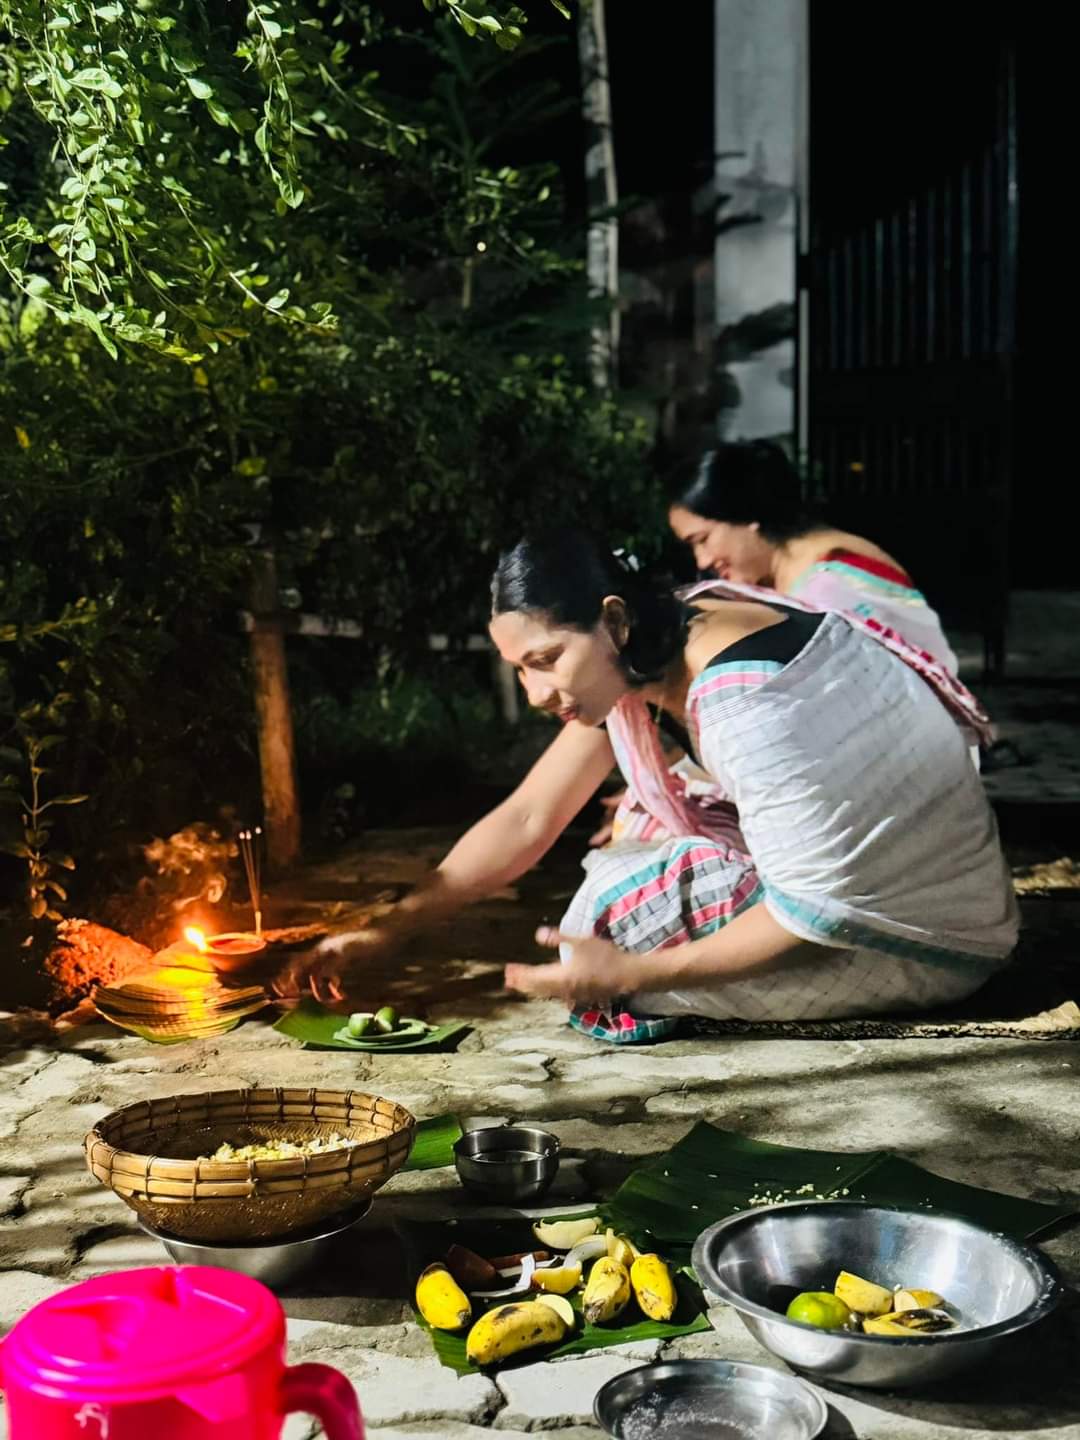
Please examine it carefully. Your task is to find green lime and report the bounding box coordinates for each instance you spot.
[785,1291,851,1329]
[331,1017,431,1048]
[347,1012,374,1037]
[374,1005,398,1034]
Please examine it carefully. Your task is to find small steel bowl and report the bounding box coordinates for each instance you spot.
[594,1358,827,1439]
[453,1126,560,1204]
[140,1199,371,1290]
[692,1201,1063,1390]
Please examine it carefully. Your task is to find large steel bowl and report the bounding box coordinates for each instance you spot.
[692,1201,1061,1389]
[140,1199,371,1290]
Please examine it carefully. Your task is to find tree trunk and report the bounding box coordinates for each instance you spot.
[248,544,301,871]
[578,0,619,389]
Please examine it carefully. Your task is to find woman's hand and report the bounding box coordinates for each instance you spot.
[504,925,651,1006]
[271,926,399,1006]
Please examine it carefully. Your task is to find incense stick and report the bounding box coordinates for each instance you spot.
[237,826,263,938]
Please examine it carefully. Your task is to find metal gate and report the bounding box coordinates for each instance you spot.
[805,26,1018,677]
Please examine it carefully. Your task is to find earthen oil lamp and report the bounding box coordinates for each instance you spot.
[182,826,267,974]
[184,926,266,975]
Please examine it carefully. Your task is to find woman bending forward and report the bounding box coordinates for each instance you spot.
[277,532,1016,1042]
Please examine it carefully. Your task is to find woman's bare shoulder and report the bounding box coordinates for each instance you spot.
[793,528,905,571]
[683,600,785,677]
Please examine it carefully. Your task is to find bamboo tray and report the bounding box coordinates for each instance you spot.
[85,1087,415,1240]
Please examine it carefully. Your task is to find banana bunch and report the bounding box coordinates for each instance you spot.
[417,1215,682,1369]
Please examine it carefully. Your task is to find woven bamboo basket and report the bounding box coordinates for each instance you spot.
[85,1087,415,1241]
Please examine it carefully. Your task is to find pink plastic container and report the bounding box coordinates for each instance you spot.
[0,1266,364,1440]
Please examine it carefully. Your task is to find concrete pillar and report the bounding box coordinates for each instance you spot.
[713,0,806,445]
[578,0,619,390]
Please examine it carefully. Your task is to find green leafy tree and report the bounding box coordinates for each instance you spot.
[1,2,658,921]
[0,0,571,359]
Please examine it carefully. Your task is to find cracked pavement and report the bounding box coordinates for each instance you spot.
[2,827,1079,1438]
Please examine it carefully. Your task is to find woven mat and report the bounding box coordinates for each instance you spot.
[682,999,1080,1042]
[684,898,1080,1040]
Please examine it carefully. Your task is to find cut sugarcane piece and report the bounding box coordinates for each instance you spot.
[445,1245,499,1292]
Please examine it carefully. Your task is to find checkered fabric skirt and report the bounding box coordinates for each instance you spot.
[560,839,985,1044]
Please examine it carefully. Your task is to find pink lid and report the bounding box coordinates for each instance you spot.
[1,1266,283,1404]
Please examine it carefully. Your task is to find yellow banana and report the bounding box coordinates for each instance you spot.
[862,1313,915,1336]
[532,1263,582,1295]
[465,1300,568,1366]
[833,1271,892,1317]
[606,1230,639,1267]
[533,1216,600,1249]
[630,1253,677,1322]
[415,1262,472,1331]
[893,1287,945,1312]
[582,1256,631,1324]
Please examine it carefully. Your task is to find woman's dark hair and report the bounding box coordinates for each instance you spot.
[491,530,686,684]
[669,441,816,542]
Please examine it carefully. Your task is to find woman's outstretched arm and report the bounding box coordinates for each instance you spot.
[275,720,615,1001]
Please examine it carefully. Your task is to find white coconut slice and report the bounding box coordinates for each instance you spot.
[495,1257,558,1279]
[471,1252,538,1299]
[566,1235,609,1269]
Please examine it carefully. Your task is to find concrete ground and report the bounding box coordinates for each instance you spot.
[2,592,1078,1437]
[2,827,1078,1440]
[955,589,1080,805]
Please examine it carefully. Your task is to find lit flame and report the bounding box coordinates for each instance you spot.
[184,926,208,953]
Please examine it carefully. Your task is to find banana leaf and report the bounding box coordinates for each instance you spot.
[112,1022,243,1045]
[98,1005,267,1043]
[603,1122,1075,1266]
[404,1114,463,1171]
[399,1215,709,1375]
[273,999,469,1052]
